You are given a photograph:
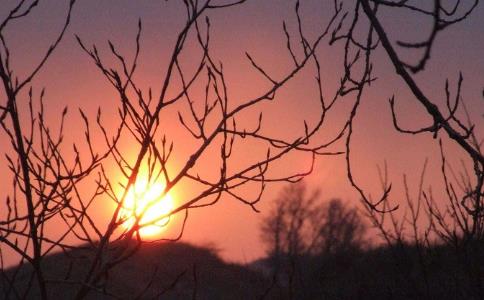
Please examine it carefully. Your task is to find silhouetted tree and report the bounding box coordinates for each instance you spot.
[260,182,320,259]
[320,0,482,297]
[0,1,348,299]
[325,0,483,215]
[316,198,367,255]
[259,182,367,298]
[261,182,366,258]
[1,0,482,298]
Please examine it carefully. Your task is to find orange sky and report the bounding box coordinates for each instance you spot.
[1,0,483,266]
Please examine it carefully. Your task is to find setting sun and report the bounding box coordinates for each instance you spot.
[119,177,175,239]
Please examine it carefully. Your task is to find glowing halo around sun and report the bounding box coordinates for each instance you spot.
[119,177,174,239]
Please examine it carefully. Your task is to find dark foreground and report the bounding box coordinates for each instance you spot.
[2,240,483,299]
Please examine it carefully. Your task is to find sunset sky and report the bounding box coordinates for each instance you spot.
[1,0,483,266]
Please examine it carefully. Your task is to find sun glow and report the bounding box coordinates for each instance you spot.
[119,177,174,239]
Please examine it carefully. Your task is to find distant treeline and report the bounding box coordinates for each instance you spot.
[3,238,483,299]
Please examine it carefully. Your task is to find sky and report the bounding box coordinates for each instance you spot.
[1,0,483,266]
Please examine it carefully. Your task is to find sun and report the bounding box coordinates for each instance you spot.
[119,177,174,239]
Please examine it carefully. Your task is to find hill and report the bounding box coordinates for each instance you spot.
[1,241,269,299]
[4,239,484,299]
